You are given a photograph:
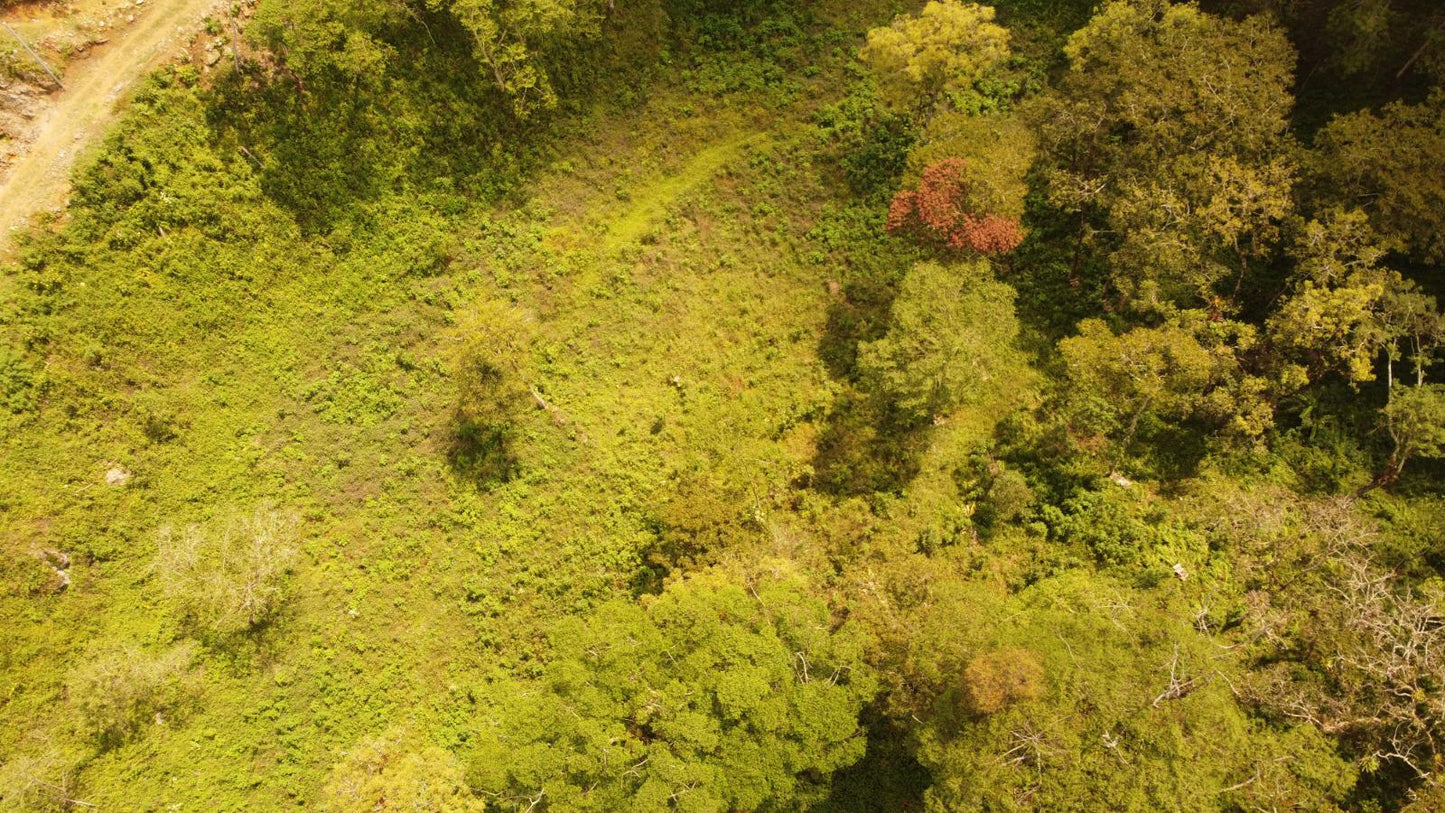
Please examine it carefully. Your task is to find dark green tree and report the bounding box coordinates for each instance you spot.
[1358,384,1445,494]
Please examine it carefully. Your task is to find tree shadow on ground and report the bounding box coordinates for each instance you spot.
[810,390,932,496]
[448,418,519,490]
[205,9,536,236]
[810,238,951,495]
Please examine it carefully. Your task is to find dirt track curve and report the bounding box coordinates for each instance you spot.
[0,0,220,254]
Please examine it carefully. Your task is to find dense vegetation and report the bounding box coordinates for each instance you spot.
[1,0,1444,809]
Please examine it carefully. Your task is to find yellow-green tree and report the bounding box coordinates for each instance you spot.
[1059,313,1279,462]
[251,0,629,116]
[860,1,1011,112]
[1268,209,1443,389]
[1312,91,1445,264]
[1360,384,1445,494]
[858,260,1025,423]
[905,573,1356,811]
[321,730,482,812]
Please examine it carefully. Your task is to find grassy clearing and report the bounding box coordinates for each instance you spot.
[0,13,919,804]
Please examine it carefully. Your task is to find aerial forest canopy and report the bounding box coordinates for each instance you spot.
[1,0,1444,809]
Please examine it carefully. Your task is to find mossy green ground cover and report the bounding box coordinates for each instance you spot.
[10,0,1445,808]
[0,7,938,805]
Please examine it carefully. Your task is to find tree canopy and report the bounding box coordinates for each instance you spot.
[1039,0,1298,310]
[467,566,875,811]
[859,1,1012,113]
[859,260,1025,422]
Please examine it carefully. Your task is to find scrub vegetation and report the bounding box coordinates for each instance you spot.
[2,0,1445,809]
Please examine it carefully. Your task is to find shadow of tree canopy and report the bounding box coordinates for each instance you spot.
[205,7,530,235]
[810,390,931,496]
[448,416,520,491]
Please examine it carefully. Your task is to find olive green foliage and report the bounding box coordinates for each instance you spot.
[1385,385,1445,461]
[1292,0,1445,84]
[320,729,482,812]
[0,346,41,415]
[860,0,1012,112]
[909,573,1354,811]
[1312,92,1445,263]
[1368,384,1445,490]
[439,0,616,116]
[1269,211,1443,388]
[842,535,1355,810]
[248,0,631,117]
[237,0,664,230]
[1058,313,1276,461]
[65,642,198,746]
[238,0,518,229]
[246,0,404,83]
[6,0,1445,808]
[858,260,1024,422]
[469,566,875,811]
[647,473,758,573]
[1209,497,1445,786]
[1327,0,1396,75]
[814,83,917,194]
[1052,0,1295,177]
[155,507,300,637]
[1039,0,1297,310]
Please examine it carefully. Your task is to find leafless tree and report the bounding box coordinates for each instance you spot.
[156,506,300,636]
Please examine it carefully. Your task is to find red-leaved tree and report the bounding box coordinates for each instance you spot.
[887,158,1023,255]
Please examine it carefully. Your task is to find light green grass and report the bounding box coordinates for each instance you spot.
[588,131,765,254]
[0,59,883,810]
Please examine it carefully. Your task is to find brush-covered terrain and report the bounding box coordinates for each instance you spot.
[3,0,1445,809]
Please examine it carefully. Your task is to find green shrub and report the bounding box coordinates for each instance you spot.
[978,464,1034,528]
[815,84,916,194]
[65,642,198,746]
[320,729,481,812]
[1040,487,1154,568]
[0,348,40,415]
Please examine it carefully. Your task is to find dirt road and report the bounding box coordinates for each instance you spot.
[0,0,220,254]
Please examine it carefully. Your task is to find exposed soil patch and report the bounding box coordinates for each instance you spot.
[0,0,232,254]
